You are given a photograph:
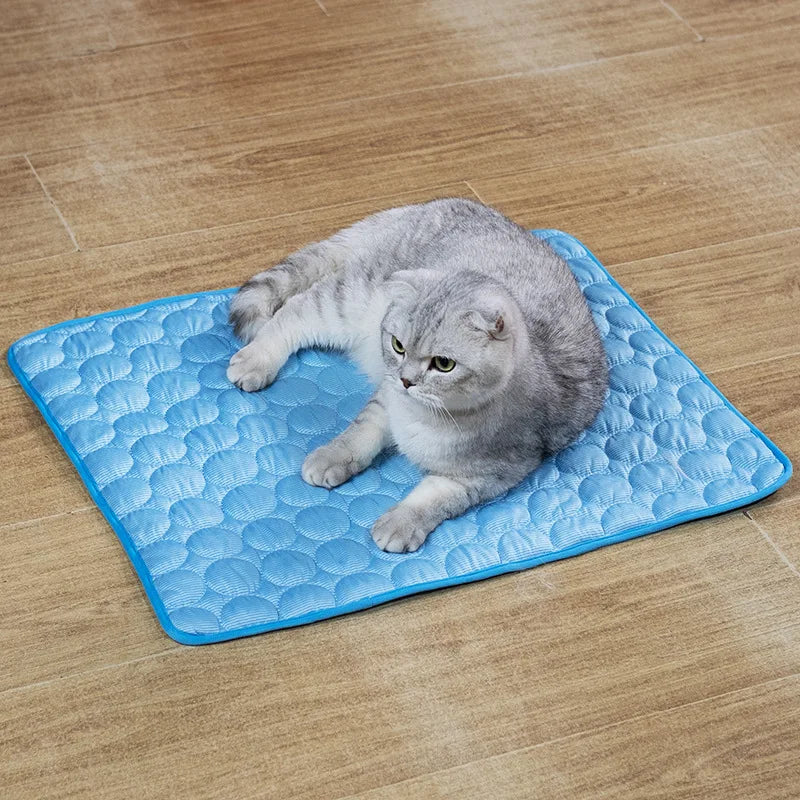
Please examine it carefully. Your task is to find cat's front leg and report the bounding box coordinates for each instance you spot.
[371,474,502,553]
[228,280,350,392]
[227,336,285,392]
[302,392,391,488]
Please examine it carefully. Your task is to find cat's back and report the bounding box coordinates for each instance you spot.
[405,199,591,323]
[399,199,576,283]
[346,197,570,297]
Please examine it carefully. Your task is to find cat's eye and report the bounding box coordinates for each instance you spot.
[432,356,456,372]
[391,336,405,355]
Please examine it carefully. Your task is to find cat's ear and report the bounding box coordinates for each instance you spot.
[469,309,510,340]
[467,290,513,341]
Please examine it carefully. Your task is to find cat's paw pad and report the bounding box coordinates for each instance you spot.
[227,345,277,392]
[302,444,359,489]
[371,509,429,553]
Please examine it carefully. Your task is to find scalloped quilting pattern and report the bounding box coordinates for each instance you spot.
[9,231,790,643]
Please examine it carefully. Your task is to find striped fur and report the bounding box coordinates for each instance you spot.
[228,199,608,552]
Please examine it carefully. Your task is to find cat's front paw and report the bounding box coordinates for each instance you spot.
[371,508,430,553]
[302,442,360,489]
[227,344,278,392]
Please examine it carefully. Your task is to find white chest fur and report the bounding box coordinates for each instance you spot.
[384,390,465,474]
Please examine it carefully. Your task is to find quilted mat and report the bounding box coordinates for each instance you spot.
[8,231,791,645]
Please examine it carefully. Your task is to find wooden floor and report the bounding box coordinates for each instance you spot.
[2,1,799,797]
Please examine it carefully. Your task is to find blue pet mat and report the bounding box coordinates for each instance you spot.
[8,231,791,645]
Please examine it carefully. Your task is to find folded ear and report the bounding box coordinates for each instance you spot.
[467,290,514,341]
[468,310,509,340]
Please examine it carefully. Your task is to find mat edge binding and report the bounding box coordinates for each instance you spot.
[6,231,792,645]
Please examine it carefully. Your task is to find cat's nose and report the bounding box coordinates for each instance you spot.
[401,377,415,389]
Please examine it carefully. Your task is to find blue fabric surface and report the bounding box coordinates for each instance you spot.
[8,231,791,645]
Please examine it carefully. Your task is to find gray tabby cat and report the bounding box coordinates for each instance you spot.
[228,198,608,552]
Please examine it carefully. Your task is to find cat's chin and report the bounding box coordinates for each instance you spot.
[404,386,440,409]
[405,387,478,419]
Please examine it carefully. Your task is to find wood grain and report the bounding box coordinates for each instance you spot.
[27,28,800,246]
[344,676,800,800]
[471,123,800,265]
[0,156,74,265]
[0,0,316,65]
[0,387,94,525]
[0,0,693,155]
[2,2,798,797]
[0,508,174,692]
[1,515,799,799]
[667,0,800,39]
[710,355,800,508]
[0,183,475,388]
[749,501,800,579]
[607,229,800,373]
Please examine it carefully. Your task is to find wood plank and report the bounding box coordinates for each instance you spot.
[749,501,800,579]
[0,0,694,155]
[0,387,95,526]
[0,183,474,388]
[0,156,74,265]
[2,4,798,799]
[667,0,800,39]
[323,0,695,64]
[710,355,800,508]
[26,29,800,247]
[471,123,800,265]
[0,0,695,66]
[1,514,799,798]
[0,186,477,520]
[0,508,175,692]
[0,0,315,65]
[345,676,800,800]
[607,229,800,373]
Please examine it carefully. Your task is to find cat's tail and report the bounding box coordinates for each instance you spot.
[228,277,284,343]
[229,239,349,342]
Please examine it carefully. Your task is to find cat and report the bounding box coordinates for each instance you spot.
[227,198,608,553]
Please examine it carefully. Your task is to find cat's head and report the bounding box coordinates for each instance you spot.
[381,269,520,413]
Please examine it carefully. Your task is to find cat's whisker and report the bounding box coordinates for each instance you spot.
[439,404,462,433]
[416,392,462,433]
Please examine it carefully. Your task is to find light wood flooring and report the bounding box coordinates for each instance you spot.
[1,1,799,797]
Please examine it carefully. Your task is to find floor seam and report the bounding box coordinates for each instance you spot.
[466,118,795,205]
[1,22,276,69]
[327,672,800,800]
[706,350,800,377]
[743,510,800,579]
[0,645,184,698]
[6,204,797,281]
[18,37,714,159]
[0,505,94,532]
[24,155,81,251]
[55,180,477,253]
[0,247,84,271]
[609,226,800,270]
[657,0,705,41]
[20,119,799,259]
[463,180,487,204]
